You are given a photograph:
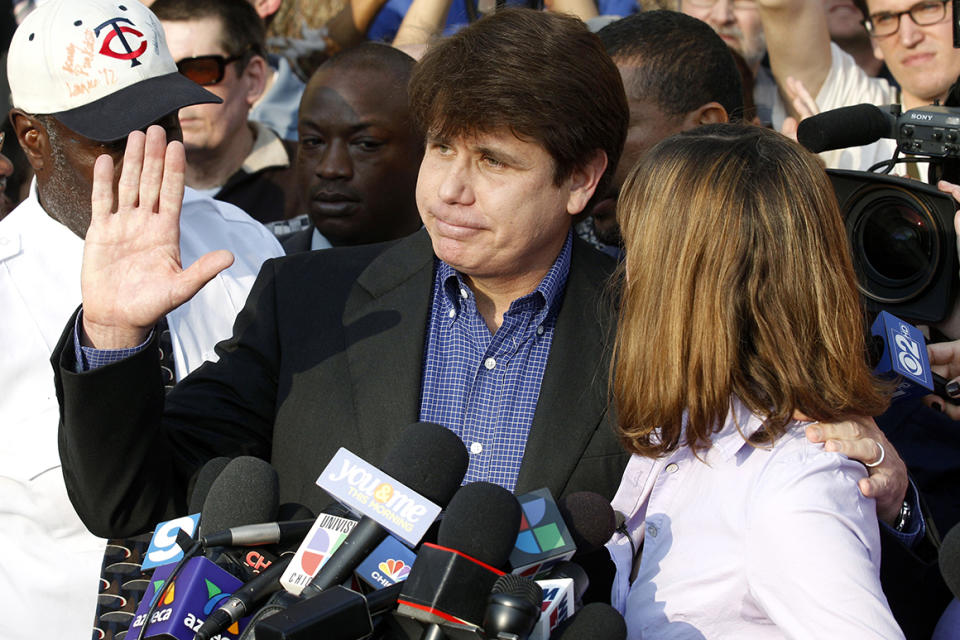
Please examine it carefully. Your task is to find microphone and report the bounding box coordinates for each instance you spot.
[249,533,416,640]
[140,456,235,571]
[279,511,359,595]
[255,583,405,640]
[201,520,316,548]
[188,456,232,514]
[551,602,627,640]
[195,555,293,640]
[559,492,619,606]
[198,456,280,541]
[483,574,543,640]
[199,456,283,583]
[394,481,523,635]
[129,555,253,640]
[797,103,897,153]
[557,491,618,557]
[301,422,469,597]
[129,457,283,639]
[869,310,937,402]
[543,561,589,605]
[509,488,577,577]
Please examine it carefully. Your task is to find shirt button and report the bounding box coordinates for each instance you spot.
[470,442,483,454]
[647,523,658,537]
[448,308,456,319]
[460,288,468,299]
[536,325,544,336]
[484,357,496,370]
[665,463,679,473]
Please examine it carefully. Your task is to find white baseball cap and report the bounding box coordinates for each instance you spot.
[7,0,221,141]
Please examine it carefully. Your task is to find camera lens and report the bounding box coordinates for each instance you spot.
[829,169,958,323]
[858,198,933,282]
[845,185,942,304]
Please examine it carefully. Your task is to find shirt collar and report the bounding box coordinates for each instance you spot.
[707,396,817,462]
[242,121,291,174]
[436,230,573,316]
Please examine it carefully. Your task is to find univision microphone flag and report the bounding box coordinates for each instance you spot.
[280,513,357,596]
[509,488,576,577]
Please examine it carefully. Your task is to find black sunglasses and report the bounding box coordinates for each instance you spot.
[176,49,250,86]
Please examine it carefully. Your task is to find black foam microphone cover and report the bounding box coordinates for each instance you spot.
[198,456,279,538]
[379,421,471,508]
[438,481,523,569]
[558,491,618,556]
[188,456,231,514]
[797,103,895,153]
[941,523,960,599]
[552,602,627,640]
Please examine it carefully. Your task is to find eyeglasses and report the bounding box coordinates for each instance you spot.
[176,50,250,86]
[683,0,759,11]
[862,0,949,37]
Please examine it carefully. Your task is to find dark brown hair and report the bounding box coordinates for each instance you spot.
[613,123,888,457]
[408,8,628,196]
[150,0,266,59]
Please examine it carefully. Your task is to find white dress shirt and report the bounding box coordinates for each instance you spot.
[607,397,904,639]
[0,183,282,639]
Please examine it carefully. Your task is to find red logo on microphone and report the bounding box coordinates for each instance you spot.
[95,17,147,67]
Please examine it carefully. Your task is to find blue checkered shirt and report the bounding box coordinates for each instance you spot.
[419,232,572,492]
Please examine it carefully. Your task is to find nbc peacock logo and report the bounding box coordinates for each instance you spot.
[377,558,411,582]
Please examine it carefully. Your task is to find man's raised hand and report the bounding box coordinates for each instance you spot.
[80,125,234,349]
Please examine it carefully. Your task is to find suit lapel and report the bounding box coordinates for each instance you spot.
[342,230,436,463]
[515,240,618,496]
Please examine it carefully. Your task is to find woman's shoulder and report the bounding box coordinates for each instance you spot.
[746,424,873,518]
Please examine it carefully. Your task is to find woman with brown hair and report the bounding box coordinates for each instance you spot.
[607,123,903,638]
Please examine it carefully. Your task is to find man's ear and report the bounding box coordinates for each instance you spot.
[680,101,729,130]
[243,55,269,106]
[10,109,48,174]
[872,38,885,62]
[566,149,608,215]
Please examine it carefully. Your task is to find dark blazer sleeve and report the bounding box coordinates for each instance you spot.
[55,258,286,537]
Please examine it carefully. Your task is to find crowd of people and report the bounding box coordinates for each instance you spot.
[0,0,958,638]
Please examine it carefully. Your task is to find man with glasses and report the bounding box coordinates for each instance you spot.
[756,0,960,173]
[151,0,302,223]
[0,1,283,637]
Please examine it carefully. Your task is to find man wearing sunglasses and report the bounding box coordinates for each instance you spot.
[755,0,960,174]
[0,1,284,637]
[150,0,301,224]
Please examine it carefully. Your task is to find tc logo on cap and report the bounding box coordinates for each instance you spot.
[95,16,146,66]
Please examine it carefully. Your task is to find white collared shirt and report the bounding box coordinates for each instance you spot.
[607,397,904,639]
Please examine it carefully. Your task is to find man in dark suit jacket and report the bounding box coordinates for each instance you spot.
[55,9,631,538]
